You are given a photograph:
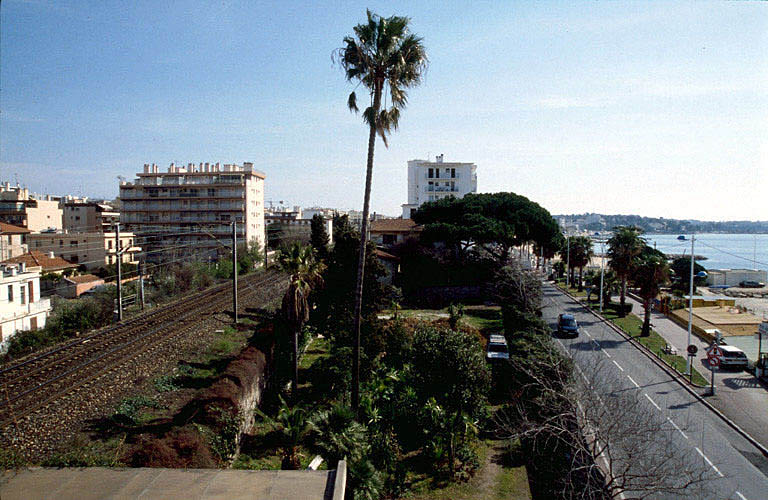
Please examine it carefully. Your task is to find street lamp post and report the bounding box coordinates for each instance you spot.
[598,239,606,314]
[566,233,571,288]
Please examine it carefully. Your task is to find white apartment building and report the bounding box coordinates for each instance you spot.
[27,231,141,271]
[401,155,478,218]
[0,184,63,232]
[0,263,51,348]
[63,201,119,232]
[119,162,265,262]
[0,222,30,261]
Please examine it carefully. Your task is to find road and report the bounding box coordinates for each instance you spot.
[543,283,768,499]
[621,294,768,448]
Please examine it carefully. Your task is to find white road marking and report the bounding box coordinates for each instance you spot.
[627,375,640,388]
[574,364,590,385]
[695,447,724,477]
[666,417,688,439]
[584,329,592,338]
[602,348,611,358]
[735,491,748,500]
[612,360,624,371]
[644,393,662,411]
[555,338,570,357]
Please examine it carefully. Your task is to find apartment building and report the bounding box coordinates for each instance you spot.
[0,222,30,260]
[0,183,63,232]
[63,202,119,232]
[0,263,51,348]
[27,231,140,271]
[119,162,265,261]
[401,155,477,218]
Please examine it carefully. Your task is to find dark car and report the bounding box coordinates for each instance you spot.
[557,313,579,336]
[740,280,765,288]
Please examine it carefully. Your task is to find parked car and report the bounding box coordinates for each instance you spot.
[557,313,579,337]
[707,344,749,369]
[486,334,510,361]
[739,280,765,288]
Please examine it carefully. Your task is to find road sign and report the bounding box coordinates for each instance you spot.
[687,344,698,355]
[708,355,720,367]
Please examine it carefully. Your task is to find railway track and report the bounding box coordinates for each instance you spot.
[0,271,285,429]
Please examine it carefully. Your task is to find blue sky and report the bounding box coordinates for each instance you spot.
[1,1,766,219]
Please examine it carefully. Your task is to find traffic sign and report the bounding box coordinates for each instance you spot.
[687,345,698,355]
[708,355,720,367]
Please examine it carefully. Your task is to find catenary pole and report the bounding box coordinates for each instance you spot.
[115,223,123,321]
[232,221,238,323]
[138,259,145,311]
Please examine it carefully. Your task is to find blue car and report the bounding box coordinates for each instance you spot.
[558,314,579,337]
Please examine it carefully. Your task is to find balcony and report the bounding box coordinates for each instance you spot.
[425,172,459,180]
[426,186,459,193]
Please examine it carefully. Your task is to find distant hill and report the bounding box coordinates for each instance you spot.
[555,213,768,234]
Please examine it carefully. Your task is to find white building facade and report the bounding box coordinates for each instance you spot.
[0,263,51,348]
[401,155,477,218]
[119,162,265,262]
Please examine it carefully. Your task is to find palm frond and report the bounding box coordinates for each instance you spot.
[347,91,358,113]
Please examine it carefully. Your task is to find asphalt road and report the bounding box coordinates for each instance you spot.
[543,283,768,500]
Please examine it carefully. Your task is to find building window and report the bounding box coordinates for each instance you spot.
[59,240,63,246]
[70,240,78,246]
[383,234,396,245]
[428,168,433,178]
[20,286,26,305]
[451,168,456,178]
[7,285,12,302]
[108,240,113,250]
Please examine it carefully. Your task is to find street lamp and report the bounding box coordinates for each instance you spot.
[565,232,571,288]
[679,234,709,375]
[595,237,607,314]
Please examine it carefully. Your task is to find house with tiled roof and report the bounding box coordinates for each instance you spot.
[2,251,77,274]
[61,274,105,298]
[0,222,30,261]
[369,218,422,248]
[1,262,51,347]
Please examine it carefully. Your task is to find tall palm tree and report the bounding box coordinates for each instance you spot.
[633,253,670,336]
[571,236,594,292]
[277,243,325,398]
[607,226,645,316]
[336,11,428,409]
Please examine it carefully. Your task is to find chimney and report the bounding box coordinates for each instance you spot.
[49,251,55,258]
[144,163,150,173]
[436,154,444,163]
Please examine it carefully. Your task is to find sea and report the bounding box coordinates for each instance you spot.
[642,234,768,272]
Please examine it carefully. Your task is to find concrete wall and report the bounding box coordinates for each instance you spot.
[707,269,767,287]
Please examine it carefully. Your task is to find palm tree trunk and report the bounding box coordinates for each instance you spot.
[352,81,382,410]
[642,297,651,336]
[578,266,584,292]
[293,325,299,399]
[620,278,627,317]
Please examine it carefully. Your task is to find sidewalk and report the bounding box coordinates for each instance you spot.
[624,295,768,447]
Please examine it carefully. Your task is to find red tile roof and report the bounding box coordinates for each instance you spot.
[369,218,422,233]
[0,222,31,234]
[64,274,103,284]
[2,251,78,271]
[374,249,400,261]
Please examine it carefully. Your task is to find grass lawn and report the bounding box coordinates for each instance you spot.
[593,305,709,386]
[462,307,503,335]
[407,439,531,500]
[554,281,588,298]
